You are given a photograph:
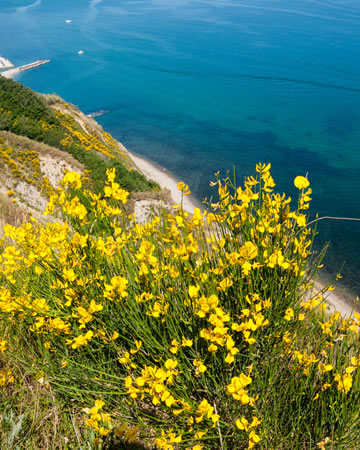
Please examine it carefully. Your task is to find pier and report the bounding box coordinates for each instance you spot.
[0,59,50,79]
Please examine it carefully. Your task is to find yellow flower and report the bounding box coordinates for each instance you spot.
[125,426,139,442]
[236,416,249,431]
[164,359,178,371]
[63,268,77,282]
[35,266,43,275]
[70,330,94,349]
[248,430,261,448]
[194,431,206,439]
[177,181,191,195]
[181,337,193,347]
[62,171,82,189]
[226,374,252,403]
[106,167,116,183]
[256,162,271,173]
[317,437,330,449]
[208,343,218,352]
[218,277,233,291]
[0,340,7,353]
[169,339,179,354]
[239,241,258,260]
[195,399,219,424]
[193,359,207,375]
[236,416,261,432]
[318,363,333,373]
[104,181,128,203]
[110,331,119,341]
[334,372,353,393]
[0,369,14,386]
[294,175,310,190]
[104,275,128,299]
[188,285,200,298]
[284,308,294,321]
[130,340,142,354]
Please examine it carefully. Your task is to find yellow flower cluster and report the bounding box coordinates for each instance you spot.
[113,421,139,443]
[0,141,56,201]
[125,359,179,407]
[2,163,360,448]
[102,131,129,159]
[0,339,13,387]
[155,428,182,450]
[83,400,112,436]
[104,168,129,203]
[236,416,261,449]
[56,111,124,159]
[0,368,14,386]
[226,373,254,405]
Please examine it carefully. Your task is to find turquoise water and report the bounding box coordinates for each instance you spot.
[1,0,360,297]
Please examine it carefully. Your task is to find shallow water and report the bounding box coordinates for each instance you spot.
[1,0,359,298]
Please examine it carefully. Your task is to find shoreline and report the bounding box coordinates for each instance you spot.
[127,148,203,214]
[1,68,20,79]
[122,143,357,318]
[314,281,358,317]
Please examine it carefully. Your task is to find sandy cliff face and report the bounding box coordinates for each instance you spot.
[0,130,83,227]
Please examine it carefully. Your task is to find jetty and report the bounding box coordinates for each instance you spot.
[0,59,50,79]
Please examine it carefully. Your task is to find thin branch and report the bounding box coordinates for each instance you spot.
[306,216,360,228]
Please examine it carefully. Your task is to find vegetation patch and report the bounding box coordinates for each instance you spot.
[1,164,359,448]
[0,78,159,195]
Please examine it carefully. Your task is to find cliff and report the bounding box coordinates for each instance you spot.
[0,76,168,229]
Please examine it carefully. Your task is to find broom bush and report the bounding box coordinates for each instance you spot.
[1,163,360,449]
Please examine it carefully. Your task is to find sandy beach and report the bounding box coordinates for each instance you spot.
[128,150,203,214]
[0,68,19,78]
[314,281,358,317]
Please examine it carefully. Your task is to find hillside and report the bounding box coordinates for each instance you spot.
[0,76,164,229]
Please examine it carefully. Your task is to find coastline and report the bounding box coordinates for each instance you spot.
[122,143,357,318]
[0,68,18,79]
[127,149,203,214]
[314,281,357,317]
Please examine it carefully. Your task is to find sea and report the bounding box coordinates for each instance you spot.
[1,0,360,301]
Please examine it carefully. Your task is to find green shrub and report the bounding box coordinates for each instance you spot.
[1,165,359,449]
[0,77,57,125]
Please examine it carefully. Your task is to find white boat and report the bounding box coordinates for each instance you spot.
[66,19,72,23]
[78,50,84,55]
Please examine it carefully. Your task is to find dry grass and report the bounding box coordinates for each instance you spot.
[0,193,30,234]
[129,189,172,203]
[0,325,89,449]
[127,189,172,214]
[0,131,84,172]
[39,93,65,106]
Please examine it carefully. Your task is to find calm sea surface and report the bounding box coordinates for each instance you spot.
[1,0,360,299]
